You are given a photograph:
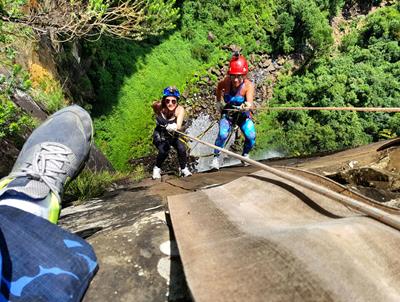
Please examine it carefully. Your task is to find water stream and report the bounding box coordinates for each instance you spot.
[186,114,282,172]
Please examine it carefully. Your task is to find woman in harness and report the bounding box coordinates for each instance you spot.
[211,52,256,170]
[152,86,192,179]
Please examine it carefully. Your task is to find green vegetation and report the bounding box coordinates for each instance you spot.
[0,25,35,142]
[180,0,334,61]
[30,65,69,112]
[93,33,201,170]
[0,1,67,117]
[64,169,132,203]
[91,0,341,169]
[0,99,33,141]
[255,5,400,156]
[1,0,398,173]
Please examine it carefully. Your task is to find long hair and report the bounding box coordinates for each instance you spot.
[160,97,177,120]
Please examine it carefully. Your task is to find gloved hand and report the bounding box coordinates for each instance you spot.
[240,102,252,112]
[166,123,178,132]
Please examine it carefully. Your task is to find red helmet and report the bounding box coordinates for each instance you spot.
[228,53,248,75]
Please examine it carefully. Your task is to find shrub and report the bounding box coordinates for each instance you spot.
[0,98,34,140]
[255,5,399,157]
[64,169,131,203]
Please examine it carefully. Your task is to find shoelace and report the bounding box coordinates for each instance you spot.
[12,142,73,195]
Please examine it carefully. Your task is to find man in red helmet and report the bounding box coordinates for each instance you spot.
[211,52,256,170]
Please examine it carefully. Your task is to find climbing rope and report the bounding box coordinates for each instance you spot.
[225,106,400,113]
[264,106,400,112]
[174,128,400,232]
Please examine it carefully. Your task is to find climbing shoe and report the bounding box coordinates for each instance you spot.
[241,154,250,166]
[181,167,192,177]
[210,156,220,170]
[152,166,162,179]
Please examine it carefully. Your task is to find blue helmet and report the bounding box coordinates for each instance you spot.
[162,86,180,99]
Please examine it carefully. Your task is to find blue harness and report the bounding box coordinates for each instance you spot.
[222,82,251,120]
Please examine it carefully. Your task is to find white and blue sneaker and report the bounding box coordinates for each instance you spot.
[0,105,93,223]
[210,156,220,170]
[180,166,192,177]
[241,153,250,166]
[152,166,162,179]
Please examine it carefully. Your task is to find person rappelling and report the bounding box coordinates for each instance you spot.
[210,52,257,170]
[152,86,192,179]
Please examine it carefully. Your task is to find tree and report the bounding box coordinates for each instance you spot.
[0,0,180,41]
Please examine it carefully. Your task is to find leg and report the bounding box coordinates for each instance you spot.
[172,137,192,177]
[173,138,188,170]
[240,118,256,155]
[0,105,97,301]
[155,140,171,168]
[214,117,232,156]
[0,207,98,301]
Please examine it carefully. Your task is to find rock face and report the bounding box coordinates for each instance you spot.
[60,189,190,302]
[0,139,20,178]
[183,53,303,123]
[59,138,400,301]
[12,89,49,121]
[59,166,260,301]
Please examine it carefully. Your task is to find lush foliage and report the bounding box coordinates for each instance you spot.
[181,0,276,59]
[2,0,393,171]
[272,0,333,54]
[29,64,69,112]
[93,33,201,170]
[0,99,33,140]
[180,0,334,64]
[91,0,339,169]
[256,6,400,156]
[0,28,35,141]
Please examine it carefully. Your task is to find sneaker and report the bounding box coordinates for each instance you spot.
[242,153,250,166]
[181,167,192,177]
[152,166,161,179]
[0,105,93,223]
[210,156,220,170]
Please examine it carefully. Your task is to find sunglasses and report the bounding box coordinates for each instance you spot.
[165,98,177,105]
[230,74,243,80]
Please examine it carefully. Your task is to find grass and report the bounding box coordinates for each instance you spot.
[94,33,201,170]
[64,169,138,204]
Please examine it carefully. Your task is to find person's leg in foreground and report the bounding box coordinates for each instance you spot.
[0,105,98,301]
